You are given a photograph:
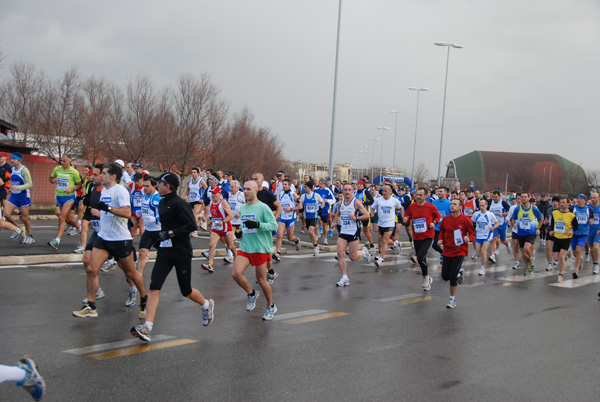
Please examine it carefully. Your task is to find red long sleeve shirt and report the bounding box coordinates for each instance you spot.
[438,213,476,257]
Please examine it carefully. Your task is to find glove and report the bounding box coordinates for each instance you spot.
[244,219,260,229]
[235,228,243,239]
[159,231,173,241]
[96,202,110,212]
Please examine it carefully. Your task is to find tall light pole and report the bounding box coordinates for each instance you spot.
[388,110,400,178]
[434,41,463,185]
[408,87,429,184]
[368,137,380,182]
[327,0,343,184]
[377,126,390,183]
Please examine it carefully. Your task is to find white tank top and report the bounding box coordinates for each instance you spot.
[339,198,360,236]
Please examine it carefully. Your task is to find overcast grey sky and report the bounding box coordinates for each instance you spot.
[2,0,599,176]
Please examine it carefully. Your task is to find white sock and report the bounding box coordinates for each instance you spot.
[55,237,61,244]
[449,295,455,300]
[0,364,26,384]
[202,300,209,310]
[342,275,348,280]
[144,321,153,331]
[129,286,136,292]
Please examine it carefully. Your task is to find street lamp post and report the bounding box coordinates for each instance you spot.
[388,111,400,178]
[434,41,463,185]
[368,137,380,182]
[408,87,429,184]
[377,127,390,184]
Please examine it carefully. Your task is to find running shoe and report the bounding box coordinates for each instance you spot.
[10,227,22,240]
[529,257,535,269]
[546,264,553,272]
[301,228,305,234]
[393,240,401,255]
[100,258,117,272]
[593,264,599,275]
[457,268,464,285]
[125,289,138,307]
[572,271,579,279]
[362,247,372,264]
[72,304,98,318]
[201,251,210,260]
[139,307,146,320]
[67,226,78,236]
[374,256,383,270]
[319,227,323,234]
[489,254,496,264]
[262,304,278,321]
[495,249,500,256]
[410,255,418,264]
[524,266,534,276]
[328,229,333,237]
[74,243,85,254]
[190,230,199,238]
[246,290,260,311]
[47,240,59,250]
[131,325,151,342]
[512,261,520,270]
[507,244,512,254]
[478,267,486,276]
[17,227,26,244]
[585,253,590,262]
[24,235,35,245]
[223,256,234,264]
[267,271,279,285]
[557,274,563,283]
[202,299,214,326]
[272,252,281,262]
[16,355,45,401]
[201,263,214,273]
[422,275,433,291]
[199,222,208,231]
[82,287,106,304]
[313,245,319,256]
[336,277,350,287]
[323,237,328,245]
[446,298,456,309]
[471,250,477,260]
[295,240,301,251]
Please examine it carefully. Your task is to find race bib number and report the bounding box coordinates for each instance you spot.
[159,238,172,248]
[454,229,464,246]
[340,216,355,235]
[555,221,566,234]
[57,177,69,191]
[413,218,427,233]
[190,192,200,202]
[519,219,531,230]
[476,223,490,239]
[577,214,588,225]
[133,195,142,207]
[594,216,600,225]
[305,203,318,213]
[464,207,473,216]
[92,220,100,233]
[242,214,257,234]
[142,207,150,216]
[212,218,224,231]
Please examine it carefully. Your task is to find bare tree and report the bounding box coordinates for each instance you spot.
[414,162,431,185]
[80,76,114,164]
[587,169,600,194]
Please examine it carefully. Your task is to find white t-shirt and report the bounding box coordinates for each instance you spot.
[508,204,519,233]
[98,184,133,241]
[228,190,246,225]
[472,210,498,240]
[372,197,403,228]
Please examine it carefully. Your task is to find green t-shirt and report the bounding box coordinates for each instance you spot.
[239,201,278,254]
[51,165,81,196]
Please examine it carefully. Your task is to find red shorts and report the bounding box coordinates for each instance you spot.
[237,250,271,267]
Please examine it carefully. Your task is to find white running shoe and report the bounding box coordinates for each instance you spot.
[74,243,85,254]
[507,244,513,254]
[223,256,234,264]
[422,275,433,291]
[512,261,520,270]
[478,267,486,276]
[593,264,599,275]
[313,245,319,256]
[471,250,477,260]
[495,249,500,256]
[374,256,383,270]
[362,247,372,264]
[585,254,590,262]
[489,254,496,264]
[336,277,350,287]
[447,298,456,309]
[393,240,401,255]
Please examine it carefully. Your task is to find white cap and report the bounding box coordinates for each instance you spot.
[262,180,269,189]
[114,159,125,167]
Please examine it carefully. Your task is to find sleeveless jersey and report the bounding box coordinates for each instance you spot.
[228,190,246,226]
[278,191,297,221]
[489,199,508,225]
[210,199,232,233]
[463,197,477,217]
[188,177,203,203]
[512,204,542,236]
[141,190,162,232]
[339,198,360,236]
[10,166,30,199]
[302,192,321,219]
[129,183,144,211]
[472,211,498,240]
[551,209,576,239]
[571,204,592,236]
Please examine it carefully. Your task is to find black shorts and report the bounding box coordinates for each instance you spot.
[553,238,571,252]
[299,207,305,214]
[378,226,395,237]
[71,198,80,210]
[319,215,329,223]
[360,217,370,228]
[518,234,536,248]
[85,230,97,252]
[140,230,161,250]
[338,226,361,243]
[151,247,194,296]
[511,232,519,241]
[190,201,203,208]
[93,237,133,260]
[546,235,556,242]
[305,218,318,229]
[83,208,92,222]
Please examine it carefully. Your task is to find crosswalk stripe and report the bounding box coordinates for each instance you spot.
[283,312,348,324]
[273,309,328,320]
[374,293,422,302]
[548,274,600,288]
[85,339,198,360]
[498,270,555,282]
[63,335,176,355]
[393,296,438,305]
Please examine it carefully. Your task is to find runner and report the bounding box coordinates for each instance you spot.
[253,172,282,284]
[137,175,162,277]
[371,183,403,269]
[403,187,441,291]
[0,355,45,401]
[298,180,325,256]
[354,179,375,250]
[128,172,145,238]
[509,192,543,276]
[549,196,577,283]
[185,167,206,236]
[544,196,560,271]
[569,194,593,279]
[508,194,522,270]
[438,198,475,308]
[537,194,551,247]
[231,180,279,320]
[131,172,214,342]
[228,179,246,243]
[334,183,373,286]
[0,151,12,212]
[4,152,33,244]
[432,187,451,263]
[74,169,94,253]
[489,190,512,260]
[588,192,600,274]
[201,186,237,272]
[297,175,311,233]
[48,155,82,250]
[72,163,147,319]
[314,178,335,245]
[274,178,301,260]
[471,199,499,276]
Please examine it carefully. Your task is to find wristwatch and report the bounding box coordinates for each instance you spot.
[107,206,112,212]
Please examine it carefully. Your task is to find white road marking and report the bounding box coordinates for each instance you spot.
[273,309,329,321]
[374,293,422,302]
[63,335,176,355]
[548,274,600,288]
[0,265,28,269]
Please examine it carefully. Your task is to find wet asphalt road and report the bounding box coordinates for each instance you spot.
[2,224,600,401]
